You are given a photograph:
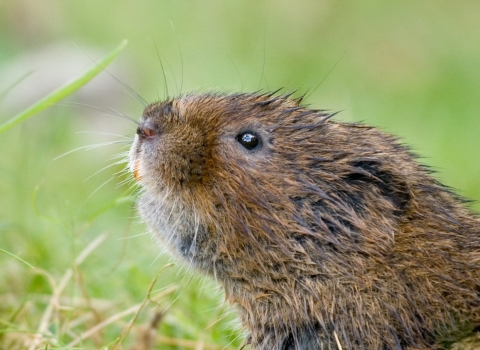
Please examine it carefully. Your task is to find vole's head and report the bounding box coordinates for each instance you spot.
[129,92,414,277]
[129,92,296,197]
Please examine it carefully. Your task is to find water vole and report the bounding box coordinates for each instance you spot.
[129,92,480,349]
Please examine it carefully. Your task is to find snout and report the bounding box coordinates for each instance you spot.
[130,120,162,182]
[136,120,160,139]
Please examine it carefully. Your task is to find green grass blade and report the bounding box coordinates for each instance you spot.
[0,39,128,134]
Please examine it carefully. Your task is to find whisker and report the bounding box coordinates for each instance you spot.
[76,177,115,216]
[188,197,200,258]
[113,164,135,178]
[76,130,132,139]
[73,43,149,107]
[117,232,150,240]
[108,76,148,107]
[83,162,122,182]
[108,107,140,125]
[225,52,244,92]
[163,206,182,250]
[115,165,133,177]
[108,149,131,160]
[200,303,224,314]
[123,185,140,199]
[111,151,132,162]
[170,20,184,94]
[303,51,347,102]
[53,141,128,161]
[150,250,166,267]
[58,101,140,125]
[115,177,136,189]
[153,40,169,99]
[163,268,196,313]
[205,312,232,330]
[258,29,267,90]
[221,330,243,350]
[163,54,179,97]
[112,165,132,176]
[199,271,209,295]
[151,282,176,294]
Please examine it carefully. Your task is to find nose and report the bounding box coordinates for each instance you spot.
[136,120,159,139]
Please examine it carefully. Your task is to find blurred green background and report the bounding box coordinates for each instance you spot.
[1,1,479,349]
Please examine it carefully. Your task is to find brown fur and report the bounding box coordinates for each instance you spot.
[129,92,480,349]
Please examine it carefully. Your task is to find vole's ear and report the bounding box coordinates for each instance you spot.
[344,159,410,217]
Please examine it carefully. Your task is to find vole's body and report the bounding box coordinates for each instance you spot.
[129,92,480,349]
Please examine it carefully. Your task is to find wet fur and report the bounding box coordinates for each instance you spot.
[129,92,480,349]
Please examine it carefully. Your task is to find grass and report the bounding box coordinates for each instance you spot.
[1,1,480,349]
[0,40,128,134]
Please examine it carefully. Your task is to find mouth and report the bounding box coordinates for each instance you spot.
[133,158,142,181]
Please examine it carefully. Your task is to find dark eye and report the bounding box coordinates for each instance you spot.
[236,132,261,150]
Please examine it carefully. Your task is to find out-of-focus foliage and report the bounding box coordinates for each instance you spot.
[0,1,479,349]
